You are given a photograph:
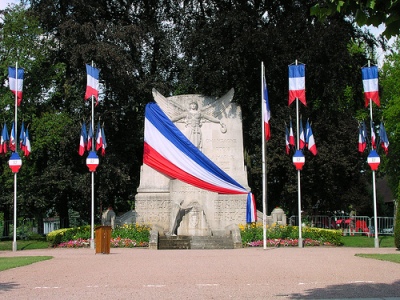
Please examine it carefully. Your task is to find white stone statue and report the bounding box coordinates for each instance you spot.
[152,88,232,150]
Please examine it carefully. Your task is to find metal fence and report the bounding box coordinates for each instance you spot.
[288,215,394,236]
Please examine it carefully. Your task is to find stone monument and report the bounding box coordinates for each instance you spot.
[135,88,250,237]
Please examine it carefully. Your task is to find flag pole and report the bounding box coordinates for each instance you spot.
[90,60,95,250]
[261,62,267,249]
[295,59,303,248]
[12,61,18,252]
[367,60,379,248]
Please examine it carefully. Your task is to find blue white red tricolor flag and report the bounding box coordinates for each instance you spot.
[262,72,271,141]
[85,64,99,103]
[23,128,31,157]
[370,120,376,149]
[8,67,24,106]
[95,122,102,151]
[79,123,87,156]
[288,64,306,106]
[0,123,9,154]
[101,126,107,156]
[143,102,249,195]
[361,66,380,107]
[289,119,295,147]
[9,122,16,152]
[379,121,389,155]
[19,121,26,152]
[87,122,93,151]
[246,193,257,223]
[306,121,317,155]
[299,118,305,149]
[358,122,367,153]
[285,125,290,155]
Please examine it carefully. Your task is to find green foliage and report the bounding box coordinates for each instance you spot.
[46,224,150,247]
[395,200,400,249]
[240,224,342,246]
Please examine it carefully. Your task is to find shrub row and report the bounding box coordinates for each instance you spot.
[240,223,342,246]
[46,224,150,247]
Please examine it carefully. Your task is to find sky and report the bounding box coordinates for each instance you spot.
[1,0,394,67]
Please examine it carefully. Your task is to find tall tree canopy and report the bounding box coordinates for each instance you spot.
[0,0,382,231]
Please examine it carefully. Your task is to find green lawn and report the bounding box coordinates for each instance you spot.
[341,235,395,247]
[0,256,53,271]
[0,240,50,251]
[355,253,400,264]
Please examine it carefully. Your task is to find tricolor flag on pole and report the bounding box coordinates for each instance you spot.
[299,118,305,149]
[362,66,380,107]
[85,64,99,103]
[87,122,93,151]
[9,122,16,152]
[288,64,306,106]
[101,126,107,156]
[20,121,26,152]
[370,120,376,149]
[8,66,24,106]
[262,70,271,141]
[95,122,103,151]
[246,192,257,223]
[358,123,366,153]
[289,119,295,147]
[0,124,9,154]
[379,121,389,155]
[23,128,31,157]
[285,125,290,155]
[79,123,87,156]
[306,121,317,155]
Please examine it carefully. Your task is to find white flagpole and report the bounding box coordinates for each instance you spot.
[367,60,379,248]
[90,61,95,250]
[12,61,18,252]
[261,62,267,249]
[295,59,303,248]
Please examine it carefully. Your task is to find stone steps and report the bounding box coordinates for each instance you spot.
[158,235,234,250]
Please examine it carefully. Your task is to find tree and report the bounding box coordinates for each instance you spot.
[311,0,400,38]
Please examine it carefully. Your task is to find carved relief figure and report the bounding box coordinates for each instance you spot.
[152,88,233,150]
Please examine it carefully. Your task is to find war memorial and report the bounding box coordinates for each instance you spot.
[133,88,286,249]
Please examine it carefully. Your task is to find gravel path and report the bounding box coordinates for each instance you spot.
[1,246,400,299]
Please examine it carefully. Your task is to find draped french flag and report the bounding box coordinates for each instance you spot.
[95,122,103,151]
[246,192,257,223]
[262,72,271,141]
[8,67,24,106]
[289,119,295,147]
[379,121,389,155]
[85,64,99,103]
[87,122,93,151]
[79,123,87,156]
[23,128,31,157]
[9,122,16,152]
[288,64,306,106]
[143,102,249,195]
[362,66,380,107]
[306,121,317,155]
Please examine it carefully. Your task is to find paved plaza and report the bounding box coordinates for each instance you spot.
[1,246,400,299]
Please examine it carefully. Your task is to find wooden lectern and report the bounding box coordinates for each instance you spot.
[95,226,111,254]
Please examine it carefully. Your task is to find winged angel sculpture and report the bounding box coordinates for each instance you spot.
[152,88,233,150]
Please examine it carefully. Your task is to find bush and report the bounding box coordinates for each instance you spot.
[240,223,342,246]
[395,199,400,249]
